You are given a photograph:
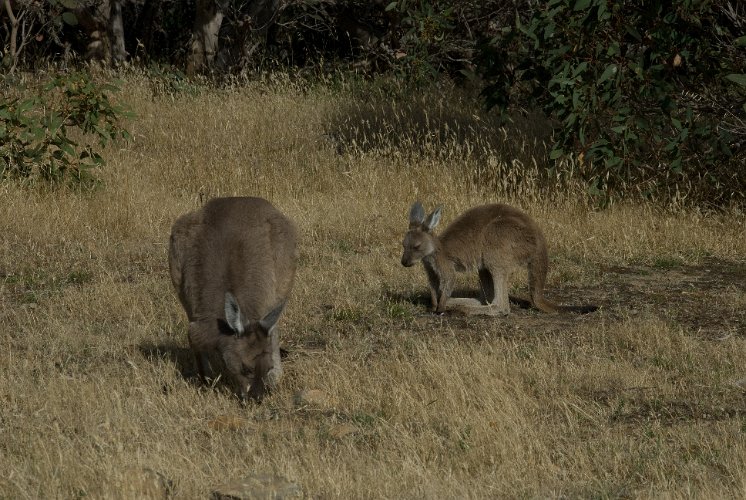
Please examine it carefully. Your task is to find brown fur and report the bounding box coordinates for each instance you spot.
[401,202,597,316]
[168,197,298,401]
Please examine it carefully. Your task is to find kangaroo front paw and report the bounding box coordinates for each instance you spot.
[265,366,283,391]
[485,305,510,317]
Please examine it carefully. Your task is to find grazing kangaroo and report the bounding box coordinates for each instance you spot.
[169,197,298,402]
[401,202,597,316]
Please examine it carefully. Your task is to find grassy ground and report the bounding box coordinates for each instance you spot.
[1,74,745,499]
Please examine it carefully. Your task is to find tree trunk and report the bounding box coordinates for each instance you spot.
[109,0,126,63]
[186,0,224,76]
[2,0,19,71]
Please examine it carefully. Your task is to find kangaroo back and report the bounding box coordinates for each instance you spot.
[438,204,532,268]
[197,197,297,321]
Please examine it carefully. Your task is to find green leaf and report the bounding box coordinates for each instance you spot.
[61,12,78,26]
[58,141,75,156]
[572,61,588,77]
[549,148,564,160]
[385,2,398,11]
[670,158,682,174]
[18,99,36,114]
[30,126,45,141]
[458,69,477,81]
[60,0,79,8]
[624,25,642,42]
[47,112,64,132]
[725,74,746,87]
[604,156,622,169]
[91,152,105,165]
[607,42,620,57]
[573,0,591,11]
[597,1,608,20]
[736,36,746,47]
[597,64,617,84]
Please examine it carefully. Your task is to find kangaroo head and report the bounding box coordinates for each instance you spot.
[217,292,285,398]
[401,201,441,267]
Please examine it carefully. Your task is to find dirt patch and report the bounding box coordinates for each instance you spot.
[590,257,746,339]
[402,257,745,341]
[609,397,745,425]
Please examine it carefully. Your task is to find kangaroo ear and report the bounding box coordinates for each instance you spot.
[423,206,442,232]
[409,201,425,227]
[257,301,286,336]
[223,292,244,336]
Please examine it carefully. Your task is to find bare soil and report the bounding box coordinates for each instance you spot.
[375,257,744,340]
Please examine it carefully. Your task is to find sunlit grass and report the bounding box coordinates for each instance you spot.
[0,73,744,498]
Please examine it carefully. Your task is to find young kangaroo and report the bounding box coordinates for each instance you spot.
[168,197,298,402]
[401,201,597,316]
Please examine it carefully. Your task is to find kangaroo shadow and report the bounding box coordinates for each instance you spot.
[139,340,243,398]
[138,341,201,381]
[138,339,292,391]
[382,288,533,311]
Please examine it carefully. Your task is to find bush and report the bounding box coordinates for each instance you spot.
[480,0,746,207]
[0,70,131,186]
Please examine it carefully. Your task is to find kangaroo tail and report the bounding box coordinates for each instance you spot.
[528,235,559,313]
[529,233,598,314]
[532,295,599,314]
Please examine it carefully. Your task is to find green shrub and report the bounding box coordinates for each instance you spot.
[480,0,746,207]
[0,70,132,186]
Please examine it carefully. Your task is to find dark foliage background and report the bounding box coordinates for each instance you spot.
[1,0,744,207]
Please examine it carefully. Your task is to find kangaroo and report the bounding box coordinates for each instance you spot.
[401,201,597,316]
[168,197,298,402]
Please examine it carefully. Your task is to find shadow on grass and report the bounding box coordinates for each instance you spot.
[138,341,241,398]
[324,88,551,164]
[138,340,291,389]
[138,341,199,380]
[382,288,534,311]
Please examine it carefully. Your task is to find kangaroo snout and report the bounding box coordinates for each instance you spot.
[401,256,415,267]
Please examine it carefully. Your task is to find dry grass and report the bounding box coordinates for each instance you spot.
[1,73,745,499]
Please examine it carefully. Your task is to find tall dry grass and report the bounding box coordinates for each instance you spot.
[1,73,744,499]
